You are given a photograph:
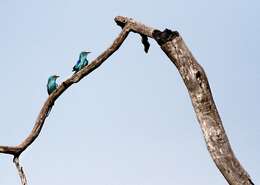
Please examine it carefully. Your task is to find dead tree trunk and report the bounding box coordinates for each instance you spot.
[0,16,254,185]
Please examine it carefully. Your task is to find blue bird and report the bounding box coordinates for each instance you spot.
[47,75,59,95]
[72,51,91,73]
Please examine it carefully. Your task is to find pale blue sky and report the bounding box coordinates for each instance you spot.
[0,1,259,185]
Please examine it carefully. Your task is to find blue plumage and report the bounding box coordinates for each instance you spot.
[72,51,91,73]
[47,75,59,95]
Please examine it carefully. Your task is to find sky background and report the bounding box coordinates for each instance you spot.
[0,0,259,185]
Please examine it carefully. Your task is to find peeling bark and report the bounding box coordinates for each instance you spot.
[0,16,254,185]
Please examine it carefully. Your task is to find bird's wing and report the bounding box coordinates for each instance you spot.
[83,59,88,66]
[76,59,81,66]
[72,60,81,71]
[47,84,51,95]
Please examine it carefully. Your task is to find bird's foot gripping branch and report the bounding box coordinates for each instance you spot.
[0,16,254,185]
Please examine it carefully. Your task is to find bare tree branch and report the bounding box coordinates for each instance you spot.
[0,16,254,185]
[154,29,254,185]
[0,22,131,157]
[13,157,28,185]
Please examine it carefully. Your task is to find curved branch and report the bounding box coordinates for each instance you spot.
[0,22,131,157]
[0,16,254,185]
[116,16,254,184]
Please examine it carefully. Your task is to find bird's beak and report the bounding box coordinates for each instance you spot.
[55,75,60,78]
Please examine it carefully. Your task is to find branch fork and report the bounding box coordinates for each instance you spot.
[0,16,254,185]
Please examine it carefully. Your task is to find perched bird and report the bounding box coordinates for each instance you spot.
[47,75,59,95]
[72,51,91,73]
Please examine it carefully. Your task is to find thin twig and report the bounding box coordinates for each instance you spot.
[13,157,27,185]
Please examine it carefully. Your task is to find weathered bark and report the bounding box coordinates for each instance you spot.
[0,16,254,185]
[154,31,254,185]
